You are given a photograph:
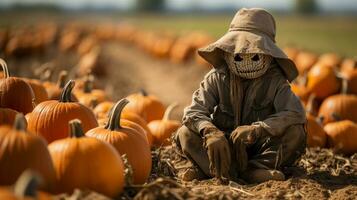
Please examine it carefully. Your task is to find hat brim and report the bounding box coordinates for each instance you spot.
[198,30,298,82]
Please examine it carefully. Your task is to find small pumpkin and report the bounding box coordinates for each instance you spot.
[340,66,357,95]
[0,170,52,200]
[48,119,124,197]
[318,79,357,125]
[0,59,35,114]
[27,80,98,143]
[295,51,318,74]
[75,75,107,107]
[86,99,152,184]
[324,120,357,155]
[305,95,327,148]
[317,53,342,68]
[0,108,18,126]
[307,64,340,100]
[0,114,56,189]
[124,89,165,122]
[44,70,78,101]
[148,103,181,146]
[93,101,114,119]
[22,78,48,105]
[121,111,153,146]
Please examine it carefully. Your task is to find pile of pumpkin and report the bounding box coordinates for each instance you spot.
[285,48,357,155]
[0,58,181,198]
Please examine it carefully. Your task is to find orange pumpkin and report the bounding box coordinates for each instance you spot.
[75,75,107,107]
[340,66,357,95]
[48,119,124,197]
[0,170,52,200]
[324,120,357,155]
[290,82,310,105]
[295,51,318,74]
[124,89,165,122]
[148,103,181,146]
[306,113,327,148]
[86,99,152,184]
[0,114,56,189]
[44,71,78,101]
[0,108,18,126]
[318,94,357,125]
[307,64,340,100]
[121,111,153,146]
[317,53,341,68]
[27,80,98,143]
[22,78,48,105]
[93,101,114,119]
[0,59,35,114]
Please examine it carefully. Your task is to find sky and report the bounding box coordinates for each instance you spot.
[1,0,357,11]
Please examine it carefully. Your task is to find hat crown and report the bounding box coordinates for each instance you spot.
[229,8,276,41]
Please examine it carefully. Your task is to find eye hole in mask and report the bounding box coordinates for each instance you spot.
[251,54,259,61]
[234,54,243,62]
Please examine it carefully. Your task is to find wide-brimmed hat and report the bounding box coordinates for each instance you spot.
[198,8,298,82]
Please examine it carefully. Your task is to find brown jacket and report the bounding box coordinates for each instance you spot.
[182,61,306,136]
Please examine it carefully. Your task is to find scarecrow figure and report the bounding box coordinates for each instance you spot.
[175,8,306,183]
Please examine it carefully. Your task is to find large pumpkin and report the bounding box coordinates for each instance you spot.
[0,59,35,114]
[0,114,56,189]
[27,80,98,143]
[22,78,48,105]
[48,119,124,197]
[318,94,357,125]
[124,89,165,122]
[0,108,18,126]
[324,120,357,155]
[86,99,152,184]
[307,64,340,100]
[148,103,181,146]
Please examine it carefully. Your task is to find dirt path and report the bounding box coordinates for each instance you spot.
[102,42,210,119]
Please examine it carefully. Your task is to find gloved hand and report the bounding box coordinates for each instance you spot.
[230,125,266,172]
[202,126,231,179]
[230,125,265,146]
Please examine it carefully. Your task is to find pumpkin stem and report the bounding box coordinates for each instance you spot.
[306,94,316,115]
[83,74,94,93]
[0,58,10,78]
[140,89,148,96]
[14,170,42,198]
[57,70,68,88]
[69,119,85,138]
[13,114,27,131]
[341,77,348,95]
[163,102,178,121]
[105,98,129,131]
[59,80,75,103]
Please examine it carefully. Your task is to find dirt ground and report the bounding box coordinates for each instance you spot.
[6,41,357,200]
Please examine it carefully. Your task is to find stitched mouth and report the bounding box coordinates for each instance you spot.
[236,65,265,73]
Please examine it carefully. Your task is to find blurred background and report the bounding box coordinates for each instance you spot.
[1,0,357,56]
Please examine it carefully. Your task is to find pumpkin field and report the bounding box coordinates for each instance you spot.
[0,12,357,200]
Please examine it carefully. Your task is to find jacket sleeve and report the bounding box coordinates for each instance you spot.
[253,80,306,137]
[182,71,220,134]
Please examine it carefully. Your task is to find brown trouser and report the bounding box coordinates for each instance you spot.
[174,125,306,179]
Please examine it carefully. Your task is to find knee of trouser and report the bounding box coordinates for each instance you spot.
[176,125,198,153]
[282,125,306,155]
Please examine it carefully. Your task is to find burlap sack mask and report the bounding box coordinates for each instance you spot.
[198,8,298,82]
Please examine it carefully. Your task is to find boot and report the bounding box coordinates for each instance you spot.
[177,167,207,181]
[242,169,285,183]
